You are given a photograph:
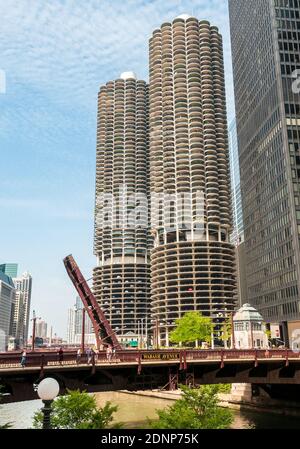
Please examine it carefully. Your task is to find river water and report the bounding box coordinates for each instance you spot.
[1,392,300,429]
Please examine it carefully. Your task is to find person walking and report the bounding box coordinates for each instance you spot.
[112,346,117,363]
[91,348,95,365]
[86,347,92,365]
[20,350,27,368]
[58,347,64,365]
[106,345,112,363]
[76,348,81,365]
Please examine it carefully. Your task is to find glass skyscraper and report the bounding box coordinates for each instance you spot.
[229,0,300,343]
[0,264,18,279]
[10,271,32,347]
[228,119,244,244]
[0,271,15,351]
[229,119,247,307]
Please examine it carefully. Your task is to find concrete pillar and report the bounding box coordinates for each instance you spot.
[231,383,252,402]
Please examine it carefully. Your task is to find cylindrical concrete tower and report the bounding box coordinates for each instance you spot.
[93,72,151,340]
[149,15,237,345]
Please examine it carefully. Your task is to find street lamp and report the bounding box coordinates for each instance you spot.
[37,378,60,429]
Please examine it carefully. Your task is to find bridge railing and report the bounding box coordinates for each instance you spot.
[0,350,78,369]
[186,349,300,361]
[1,348,300,370]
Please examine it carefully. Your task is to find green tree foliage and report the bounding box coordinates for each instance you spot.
[149,385,233,429]
[169,312,213,346]
[219,318,232,347]
[32,390,122,429]
[216,384,232,394]
[265,328,271,341]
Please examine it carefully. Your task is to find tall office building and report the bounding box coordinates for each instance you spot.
[35,319,48,339]
[67,297,95,345]
[229,119,247,306]
[93,72,151,339]
[10,271,32,347]
[0,271,15,351]
[67,306,76,344]
[149,15,237,345]
[228,120,244,244]
[0,264,18,279]
[229,0,300,343]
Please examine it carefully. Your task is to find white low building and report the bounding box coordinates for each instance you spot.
[233,303,269,349]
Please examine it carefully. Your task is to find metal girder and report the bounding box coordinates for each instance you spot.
[63,255,121,350]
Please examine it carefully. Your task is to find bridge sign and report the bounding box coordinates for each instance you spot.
[142,353,180,361]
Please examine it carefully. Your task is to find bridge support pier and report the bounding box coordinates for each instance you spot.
[230,383,253,402]
[168,370,178,391]
[229,383,300,415]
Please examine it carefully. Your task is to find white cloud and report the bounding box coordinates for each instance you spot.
[0,0,235,121]
[0,0,236,337]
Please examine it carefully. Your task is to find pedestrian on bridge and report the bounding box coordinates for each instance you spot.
[58,347,64,365]
[20,350,27,368]
[76,348,81,364]
[112,346,118,363]
[106,345,112,363]
[86,347,92,365]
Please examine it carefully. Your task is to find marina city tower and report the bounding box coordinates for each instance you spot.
[149,15,237,346]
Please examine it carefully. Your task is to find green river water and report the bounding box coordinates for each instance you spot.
[1,391,300,429]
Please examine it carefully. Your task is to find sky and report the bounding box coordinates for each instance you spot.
[0,0,235,338]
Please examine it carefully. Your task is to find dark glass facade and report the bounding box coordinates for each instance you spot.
[229,0,300,329]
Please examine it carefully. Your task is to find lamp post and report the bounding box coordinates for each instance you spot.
[141,318,144,349]
[31,310,41,352]
[137,320,140,349]
[37,378,60,429]
[145,315,148,349]
[81,308,86,354]
[231,311,236,349]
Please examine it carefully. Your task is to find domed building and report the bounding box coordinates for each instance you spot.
[233,304,269,349]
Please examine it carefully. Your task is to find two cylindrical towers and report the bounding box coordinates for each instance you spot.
[94,15,236,345]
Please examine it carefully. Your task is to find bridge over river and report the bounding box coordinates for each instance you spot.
[1,349,300,403]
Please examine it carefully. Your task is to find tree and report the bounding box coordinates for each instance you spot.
[32,390,122,429]
[217,383,231,394]
[219,318,232,348]
[265,328,272,341]
[169,312,213,346]
[0,386,12,429]
[149,385,233,429]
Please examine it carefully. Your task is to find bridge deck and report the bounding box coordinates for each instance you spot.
[2,350,300,403]
[1,352,300,375]
[0,359,254,373]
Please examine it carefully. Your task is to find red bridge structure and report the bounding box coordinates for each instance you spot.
[1,349,300,403]
[63,255,121,350]
[2,256,300,405]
